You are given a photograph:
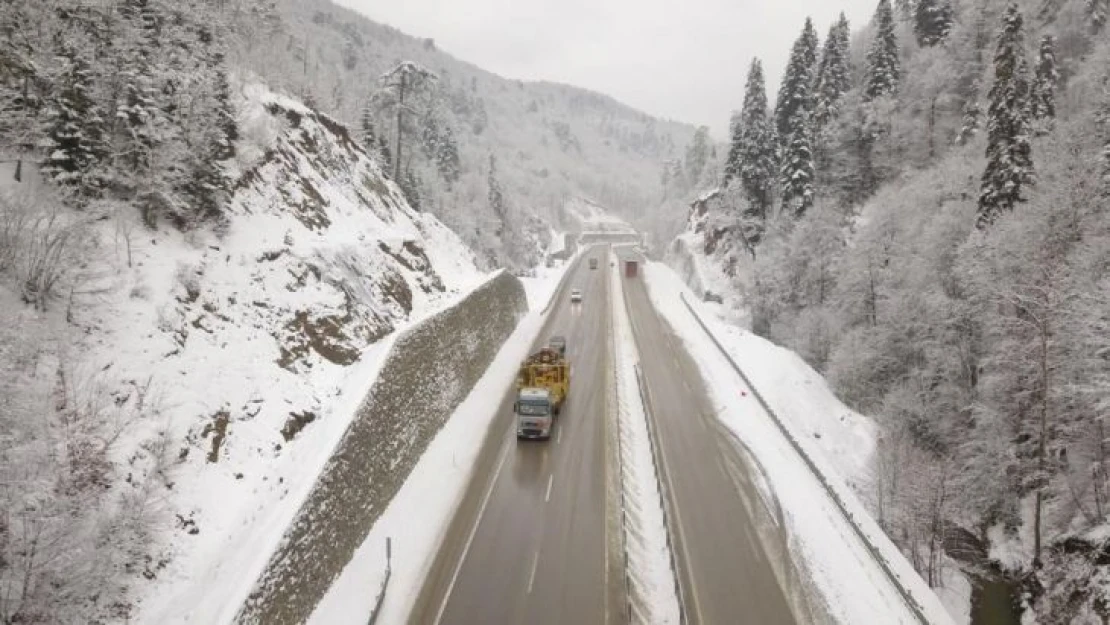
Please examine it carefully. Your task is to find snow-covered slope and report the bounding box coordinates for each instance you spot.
[564,196,636,233]
[666,189,752,317]
[3,83,484,622]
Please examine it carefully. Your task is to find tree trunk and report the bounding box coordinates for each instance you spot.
[1097,419,1108,521]
[394,74,405,183]
[1034,320,1049,567]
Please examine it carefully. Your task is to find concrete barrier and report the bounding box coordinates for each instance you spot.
[236,270,528,624]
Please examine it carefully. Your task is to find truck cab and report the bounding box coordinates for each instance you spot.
[516,387,554,440]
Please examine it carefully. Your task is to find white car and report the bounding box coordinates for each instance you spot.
[570,288,583,303]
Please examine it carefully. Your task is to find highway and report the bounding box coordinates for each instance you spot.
[622,272,799,625]
[409,247,803,625]
[409,249,623,625]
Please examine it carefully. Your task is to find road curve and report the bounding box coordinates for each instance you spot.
[408,249,621,625]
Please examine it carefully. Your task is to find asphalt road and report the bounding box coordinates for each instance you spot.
[410,249,805,625]
[409,250,622,625]
[622,273,800,625]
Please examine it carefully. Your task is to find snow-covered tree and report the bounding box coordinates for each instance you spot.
[359,101,380,156]
[212,57,238,161]
[488,154,507,239]
[114,0,164,173]
[434,123,461,186]
[866,0,901,101]
[724,110,743,184]
[684,125,712,187]
[377,61,437,181]
[813,14,852,130]
[1031,35,1058,125]
[41,46,105,195]
[914,0,954,47]
[956,97,983,145]
[780,108,816,217]
[774,18,820,141]
[978,4,1034,229]
[731,59,778,223]
[401,165,422,211]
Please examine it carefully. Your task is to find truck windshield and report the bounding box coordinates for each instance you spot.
[518,402,550,416]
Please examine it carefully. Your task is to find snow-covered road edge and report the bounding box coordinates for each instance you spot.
[610,253,683,624]
[307,260,574,625]
[642,262,955,625]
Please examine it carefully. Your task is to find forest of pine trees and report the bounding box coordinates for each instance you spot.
[714,1,1110,617]
[2,0,240,228]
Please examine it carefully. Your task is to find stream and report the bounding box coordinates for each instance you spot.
[969,574,1023,625]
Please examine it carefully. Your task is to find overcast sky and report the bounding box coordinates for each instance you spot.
[333,0,880,140]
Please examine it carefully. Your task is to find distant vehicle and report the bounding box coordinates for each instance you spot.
[589,257,598,270]
[549,335,567,356]
[570,288,583,302]
[624,261,638,278]
[516,347,570,440]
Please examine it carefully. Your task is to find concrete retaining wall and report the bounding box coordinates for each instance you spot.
[236,270,527,624]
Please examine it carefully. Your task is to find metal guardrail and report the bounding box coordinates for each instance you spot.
[366,537,392,625]
[678,293,933,624]
[608,252,635,624]
[633,364,689,625]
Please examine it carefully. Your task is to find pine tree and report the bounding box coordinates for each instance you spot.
[956,99,983,145]
[115,0,164,172]
[435,123,461,186]
[866,0,901,101]
[724,110,743,184]
[379,62,437,182]
[401,165,422,211]
[774,18,820,141]
[685,126,712,187]
[41,46,105,194]
[212,55,238,160]
[1031,35,1058,124]
[915,0,954,47]
[978,4,1034,228]
[780,108,816,217]
[732,59,778,222]
[488,154,507,238]
[359,103,379,155]
[814,14,852,129]
[378,136,393,177]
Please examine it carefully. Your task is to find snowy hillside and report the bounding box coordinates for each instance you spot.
[228,0,698,263]
[563,196,636,233]
[0,83,483,622]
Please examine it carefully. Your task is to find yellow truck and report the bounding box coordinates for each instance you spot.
[515,347,570,440]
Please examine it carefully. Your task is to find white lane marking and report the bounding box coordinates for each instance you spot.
[557,427,563,445]
[434,437,513,625]
[527,550,540,594]
[545,473,554,502]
